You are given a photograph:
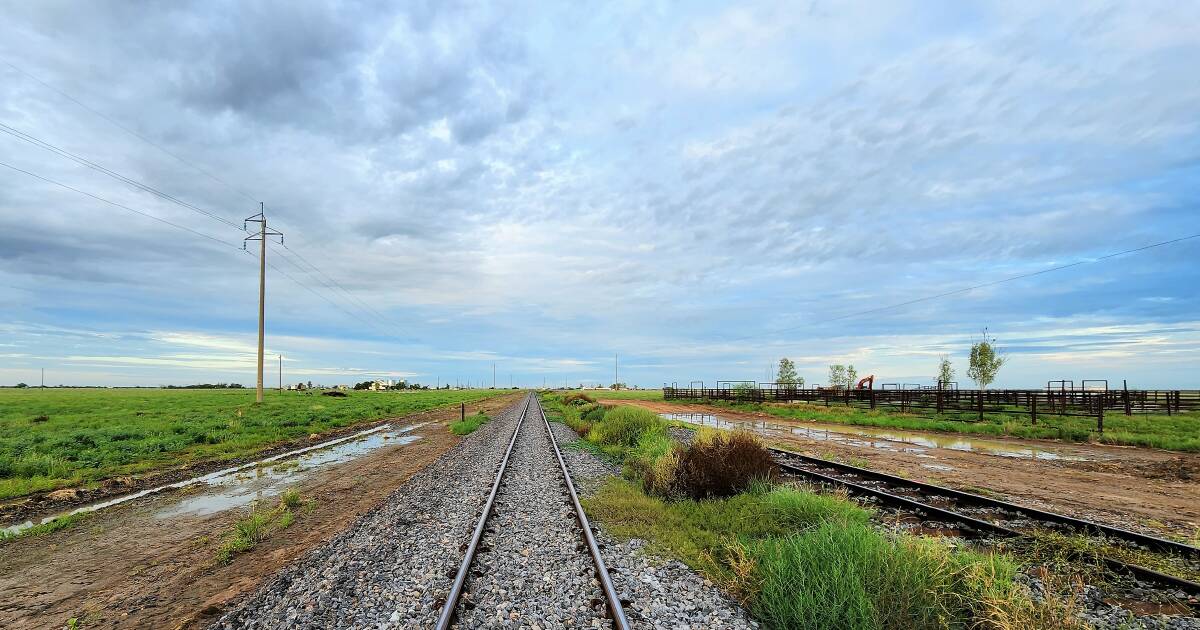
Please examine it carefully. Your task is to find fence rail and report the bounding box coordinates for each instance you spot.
[662,386,1200,432]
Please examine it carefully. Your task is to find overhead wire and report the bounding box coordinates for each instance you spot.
[0,65,410,337]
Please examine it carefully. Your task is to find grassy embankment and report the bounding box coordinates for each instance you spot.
[0,388,507,500]
[542,393,1080,630]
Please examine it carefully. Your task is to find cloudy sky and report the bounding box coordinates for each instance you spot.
[1,1,1198,389]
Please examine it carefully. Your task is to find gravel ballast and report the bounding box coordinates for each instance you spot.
[449,401,611,628]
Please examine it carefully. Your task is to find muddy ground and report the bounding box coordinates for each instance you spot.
[0,393,521,630]
[606,399,1200,539]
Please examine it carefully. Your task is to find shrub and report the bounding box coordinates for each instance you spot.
[561,392,596,406]
[582,405,607,423]
[31,414,49,423]
[587,405,666,448]
[672,429,776,499]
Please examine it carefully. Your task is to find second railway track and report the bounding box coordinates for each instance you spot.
[436,394,630,629]
[769,446,1200,602]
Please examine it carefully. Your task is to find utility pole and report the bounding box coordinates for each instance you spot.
[244,205,282,404]
[279,354,282,393]
[492,362,496,389]
[41,367,44,388]
[614,353,618,389]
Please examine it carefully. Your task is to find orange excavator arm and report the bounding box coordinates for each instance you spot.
[855,375,875,390]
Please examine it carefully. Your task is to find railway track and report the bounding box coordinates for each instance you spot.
[435,394,631,629]
[769,446,1200,600]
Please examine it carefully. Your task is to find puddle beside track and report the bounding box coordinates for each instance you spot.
[658,412,1091,462]
[2,422,427,536]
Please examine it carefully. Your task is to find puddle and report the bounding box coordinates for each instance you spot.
[921,464,956,472]
[659,413,1090,462]
[2,422,427,536]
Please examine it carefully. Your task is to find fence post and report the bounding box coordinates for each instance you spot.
[977,390,984,421]
[461,402,465,422]
[1031,396,1037,425]
[870,388,876,410]
[1122,380,1131,416]
[936,389,943,414]
[1096,394,1104,434]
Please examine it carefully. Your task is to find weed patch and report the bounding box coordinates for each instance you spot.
[449,412,489,436]
[214,489,311,564]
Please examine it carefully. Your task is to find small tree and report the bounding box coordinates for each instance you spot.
[828,364,847,389]
[936,355,954,389]
[967,329,1006,389]
[846,365,858,389]
[776,358,798,388]
[15,382,27,388]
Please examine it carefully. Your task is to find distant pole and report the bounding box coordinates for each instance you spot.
[244,206,282,404]
[41,367,44,388]
[278,354,282,392]
[614,353,618,388]
[492,362,496,388]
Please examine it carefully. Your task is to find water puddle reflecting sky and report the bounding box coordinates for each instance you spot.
[659,413,1090,462]
[3,422,427,536]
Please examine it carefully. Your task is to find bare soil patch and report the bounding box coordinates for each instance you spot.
[0,394,520,630]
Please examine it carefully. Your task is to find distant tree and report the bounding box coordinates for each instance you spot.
[776,358,798,388]
[828,364,847,389]
[967,329,1006,389]
[936,356,955,389]
[352,380,373,391]
[846,365,858,389]
[732,382,758,401]
[15,382,28,388]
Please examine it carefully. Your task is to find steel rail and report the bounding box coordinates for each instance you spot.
[435,395,532,630]
[771,447,1200,598]
[768,446,1200,559]
[773,460,1018,537]
[535,396,633,630]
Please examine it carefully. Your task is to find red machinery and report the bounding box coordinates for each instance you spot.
[855,375,875,390]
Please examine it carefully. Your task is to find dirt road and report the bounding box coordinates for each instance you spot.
[606,399,1200,539]
[0,394,521,630]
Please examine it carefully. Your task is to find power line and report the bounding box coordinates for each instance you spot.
[2,58,259,204]
[1,117,407,336]
[0,160,242,249]
[0,121,243,229]
[2,157,408,342]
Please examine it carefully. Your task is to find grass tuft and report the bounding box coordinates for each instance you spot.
[449,412,489,435]
[214,490,310,564]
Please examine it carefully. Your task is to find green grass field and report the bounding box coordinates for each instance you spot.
[688,400,1200,452]
[0,388,507,500]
